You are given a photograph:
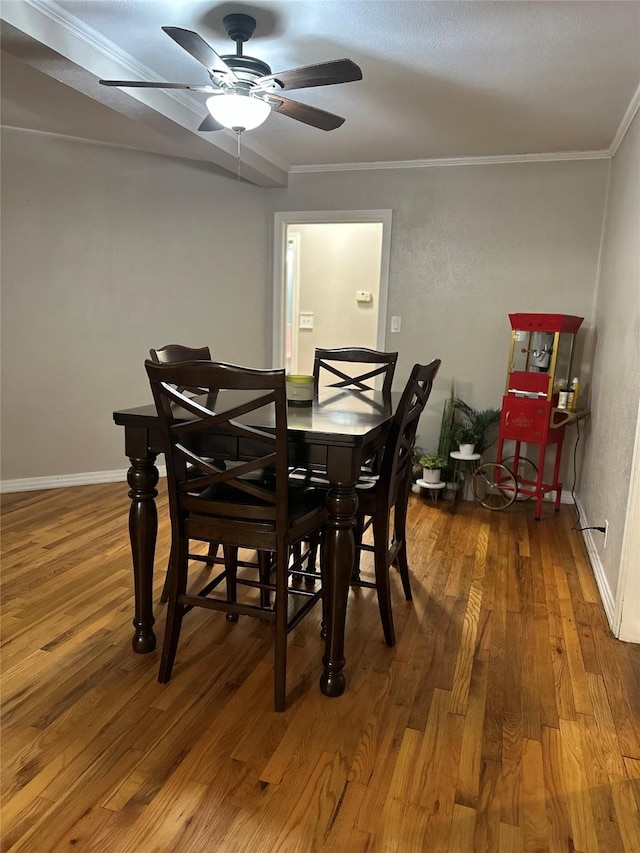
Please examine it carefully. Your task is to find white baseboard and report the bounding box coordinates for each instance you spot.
[1,465,167,494]
[574,495,616,632]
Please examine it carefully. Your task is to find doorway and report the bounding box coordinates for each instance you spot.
[272,210,393,372]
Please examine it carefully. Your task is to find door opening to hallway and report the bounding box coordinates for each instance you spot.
[272,211,392,374]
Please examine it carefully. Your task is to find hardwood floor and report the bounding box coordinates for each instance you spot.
[2,482,639,852]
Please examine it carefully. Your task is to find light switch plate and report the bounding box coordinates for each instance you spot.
[390,316,401,332]
[299,312,314,329]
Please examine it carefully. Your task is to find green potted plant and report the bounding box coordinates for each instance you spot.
[454,425,478,456]
[453,400,501,455]
[418,452,447,483]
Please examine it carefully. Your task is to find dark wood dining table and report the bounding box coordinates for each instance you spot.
[113,386,398,698]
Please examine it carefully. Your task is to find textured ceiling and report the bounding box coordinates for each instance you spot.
[1,0,639,186]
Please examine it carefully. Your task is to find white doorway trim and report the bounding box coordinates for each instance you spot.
[285,231,301,373]
[272,209,393,367]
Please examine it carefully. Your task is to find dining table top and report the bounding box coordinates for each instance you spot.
[113,386,400,449]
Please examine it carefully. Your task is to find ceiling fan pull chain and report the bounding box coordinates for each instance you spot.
[236,130,241,180]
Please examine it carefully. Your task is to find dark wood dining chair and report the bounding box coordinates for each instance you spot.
[316,347,398,468]
[290,347,400,579]
[313,346,398,394]
[149,344,221,602]
[145,359,327,711]
[353,359,441,646]
[301,346,399,475]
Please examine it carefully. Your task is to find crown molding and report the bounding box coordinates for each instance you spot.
[21,0,203,121]
[609,82,640,157]
[289,149,611,174]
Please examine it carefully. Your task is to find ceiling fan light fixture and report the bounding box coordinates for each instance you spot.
[206,93,271,131]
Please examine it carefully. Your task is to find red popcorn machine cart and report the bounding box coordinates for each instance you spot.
[471,313,585,519]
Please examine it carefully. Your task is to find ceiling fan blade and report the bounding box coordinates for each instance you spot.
[99,80,217,93]
[162,27,238,81]
[198,114,225,132]
[265,95,345,131]
[258,59,362,91]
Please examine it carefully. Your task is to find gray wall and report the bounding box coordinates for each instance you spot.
[2,120,637,638]
[0,134,612,481]
[268,162,610,451]
[0,129,270,480]
[580,110,640,604]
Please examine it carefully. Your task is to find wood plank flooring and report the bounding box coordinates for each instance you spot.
[2,482,639,852]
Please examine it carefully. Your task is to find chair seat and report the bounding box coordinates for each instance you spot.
[195,480,327,528]
[289,469,378,489]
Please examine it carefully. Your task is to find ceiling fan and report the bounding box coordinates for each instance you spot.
[99,13,362,134]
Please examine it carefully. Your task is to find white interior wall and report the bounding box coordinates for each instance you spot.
[290,223,382,374]
[579,109,640,626]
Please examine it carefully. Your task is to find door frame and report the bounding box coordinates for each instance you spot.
[272,210,393,367]
[285,231,301,373]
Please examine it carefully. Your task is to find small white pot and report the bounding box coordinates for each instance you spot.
[422,467,442,484]
[459,443,475,456]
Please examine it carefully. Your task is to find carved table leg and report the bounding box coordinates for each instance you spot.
[319,446,361,698]
[127,455,159,653]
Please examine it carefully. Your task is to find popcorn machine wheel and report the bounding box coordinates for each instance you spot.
[470,313,586,520]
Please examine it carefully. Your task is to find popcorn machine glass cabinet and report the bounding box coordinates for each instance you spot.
[506,314,583,401]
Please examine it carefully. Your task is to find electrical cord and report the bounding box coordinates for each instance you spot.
[570,416,606,533]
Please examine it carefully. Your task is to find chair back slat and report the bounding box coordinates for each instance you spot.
[145,360,289,545]
[378,360,442,507]
[149,344,213,395]
[149,344,211,363]
[313,347,398,394]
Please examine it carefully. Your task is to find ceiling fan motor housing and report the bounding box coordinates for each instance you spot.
[219,14,274,87]
[220,54,272,82]
[222,14,256,43]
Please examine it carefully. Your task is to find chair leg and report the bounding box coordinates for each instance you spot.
[291,542,303,585]
[306,532,321,587]
[224,546,239,622]
[373,518,396,647]
[274,551,288,712]
[352,514,366,582]
[393,498,413,601]
[395,539,412,602]
[258,551,272,607]
[160,544,172,604]
[160,540,220,604]
[158,535,188,682]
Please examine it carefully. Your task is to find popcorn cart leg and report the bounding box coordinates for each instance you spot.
[535,445,546,521]
[552,439,564,511]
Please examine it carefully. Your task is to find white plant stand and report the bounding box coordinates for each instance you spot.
[449,450,482,508]
[416,479,447,504]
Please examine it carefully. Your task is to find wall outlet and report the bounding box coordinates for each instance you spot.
[604,519,609,549]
